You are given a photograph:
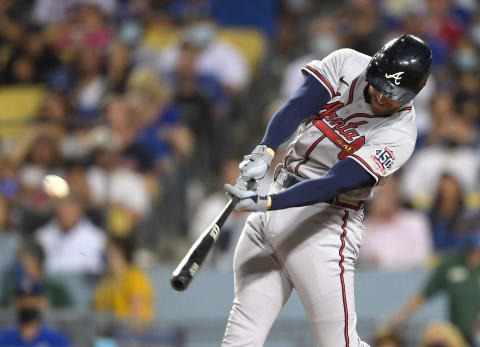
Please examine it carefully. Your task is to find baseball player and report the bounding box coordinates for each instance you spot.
[221,34,432,347]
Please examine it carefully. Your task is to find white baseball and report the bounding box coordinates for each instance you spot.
[42,175,70,198]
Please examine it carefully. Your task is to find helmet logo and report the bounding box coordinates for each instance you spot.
[385,72,404,85]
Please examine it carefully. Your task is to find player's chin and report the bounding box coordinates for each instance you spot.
[370,102,396,116]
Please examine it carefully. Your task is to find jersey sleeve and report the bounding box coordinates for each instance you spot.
[301,48,353,98]
[348,128,415,184]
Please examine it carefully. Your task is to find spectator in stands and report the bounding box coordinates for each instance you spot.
[1,240,72,308]
[429,173,467,251]
[0,274,71,347]
[85,124,151,236]
[35,195,106,274]
[107,40,132,93]
[125,66,193,173]
[36,90,71,125]
[360,176,432,269]
[401,92,479,208]
[3,24,61,84]
[280,15,340,97]
[340,0,384,56]
[0,157,20,202]
[16,134,63,194]
[423,0,465,50]
[0,197,18,281]
[63,160,104,227]
[159,19,249,94]
[0,0,31,49]
[72,48,107,118]
[169,42,227,177]
[94,237,154,327]
[13,134,63,233]
[373,328,403,347]
[390,231,480,343]
[53,2,112,59]
[421,321,468,347]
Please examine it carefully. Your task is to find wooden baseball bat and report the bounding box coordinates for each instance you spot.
[170,197,239,291]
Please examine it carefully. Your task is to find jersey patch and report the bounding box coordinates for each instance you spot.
[370,147,395,174]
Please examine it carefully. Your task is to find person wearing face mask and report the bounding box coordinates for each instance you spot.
[452,38,478,73]
[280,16,340,97]
[0,275,70,347]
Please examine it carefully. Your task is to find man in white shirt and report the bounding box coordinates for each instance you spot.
[36,196,106,274]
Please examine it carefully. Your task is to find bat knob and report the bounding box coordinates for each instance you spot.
[170,275,188,291]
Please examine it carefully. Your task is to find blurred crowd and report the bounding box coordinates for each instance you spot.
[0,0,479,345]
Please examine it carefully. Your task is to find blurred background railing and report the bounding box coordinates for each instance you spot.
[0,268,448,346]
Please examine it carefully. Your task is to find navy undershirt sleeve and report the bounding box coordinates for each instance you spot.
[269,157,376,211]
[260,75,331,150]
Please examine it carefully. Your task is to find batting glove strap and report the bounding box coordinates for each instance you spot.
[239,145,275,180]
[224,184,268,212]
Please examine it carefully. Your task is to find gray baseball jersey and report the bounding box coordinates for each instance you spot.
[222,48,416,347]
[284,48,416,207]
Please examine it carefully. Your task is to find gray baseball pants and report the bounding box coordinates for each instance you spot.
[221,200,370,347]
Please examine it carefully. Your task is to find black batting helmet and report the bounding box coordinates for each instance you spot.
[366,34,432,104]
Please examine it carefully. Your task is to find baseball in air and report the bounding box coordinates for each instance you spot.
[42,175,69,198]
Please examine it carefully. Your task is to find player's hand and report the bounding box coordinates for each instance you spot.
[224,184,269,212]
[239,145,274,180]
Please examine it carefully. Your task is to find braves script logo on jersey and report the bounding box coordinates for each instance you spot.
[316,102,367,141]
[371,147,395,174]
[385,72,404,85]
[313,101,366,159]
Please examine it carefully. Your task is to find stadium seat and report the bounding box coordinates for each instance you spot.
[218,28,266,73]
[0,86,45,138]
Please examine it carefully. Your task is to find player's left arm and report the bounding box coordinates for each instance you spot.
[238,75,331,181]
[225,158,375,211]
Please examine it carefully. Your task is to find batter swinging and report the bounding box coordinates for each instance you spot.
[221,35,432,346]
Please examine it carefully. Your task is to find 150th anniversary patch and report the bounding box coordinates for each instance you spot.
[371,147,395,175]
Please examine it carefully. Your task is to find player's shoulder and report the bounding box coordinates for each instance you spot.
[369,114,417,147]
[332,48,371,62]
[306,48,371,70]
[377,105,417,138]
[304,48,371,86]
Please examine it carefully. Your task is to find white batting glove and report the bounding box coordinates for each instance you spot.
[224,184,269,212]
[239,145,274,180]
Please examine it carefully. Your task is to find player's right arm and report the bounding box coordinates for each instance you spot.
[227,126,415,212]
